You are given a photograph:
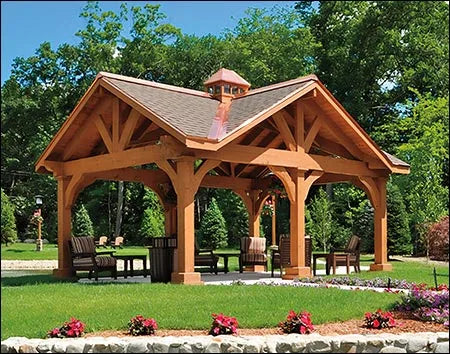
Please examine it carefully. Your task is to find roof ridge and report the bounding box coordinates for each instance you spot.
[234,74,318,98]
[97,72,213,99]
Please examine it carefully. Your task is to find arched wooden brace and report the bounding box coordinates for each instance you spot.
[156,158,220,284]
[268,167,323,279]
[355,176,391,271]
[54,174,96,278]
[234,189,270,238]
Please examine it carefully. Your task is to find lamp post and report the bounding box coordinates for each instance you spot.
[34,195,43,251]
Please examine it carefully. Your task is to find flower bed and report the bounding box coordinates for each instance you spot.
[395,286,449,327]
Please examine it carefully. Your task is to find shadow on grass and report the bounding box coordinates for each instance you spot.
[1,274,76,287]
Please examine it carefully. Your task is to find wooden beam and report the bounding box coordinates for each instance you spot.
[314,173,354,185]
[269,166,296,203]
[49,142,182,176]
[62,98,111,161]
[112,97,120,152]
[304,115,323,153]
[118,109,140,150]
[193,144,382,177]
[296,102,305,152]
[273,111,296,151]
[93,114,113,153]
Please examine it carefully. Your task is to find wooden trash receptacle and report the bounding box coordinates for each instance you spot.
[148,237,177,283]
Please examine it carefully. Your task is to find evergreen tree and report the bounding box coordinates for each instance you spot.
[352,200,374,253]
[139,188,165,240]
[307,188,333,252]
[215,189,248,247]
[72,204,94,236]
[1,189,18,245]
[198,197,228,249]
[387,182,412,256]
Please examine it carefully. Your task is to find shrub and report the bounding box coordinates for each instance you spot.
[209,313,238,336]
[198,198,228,249]
[140,208,165,238]
[363,309,397,329]
[278,310,314,334]
[1,189,18,245]
[308,188,333,252]
[127,315,158,336]
[427,216,449,261]
[47,318,85,338]
[387,182,412,256]
[72,204,94,236]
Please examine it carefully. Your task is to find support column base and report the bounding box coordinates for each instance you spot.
[243,265,266,272]
[370,263,392,271]
[282,266,311,280]
[53,268,75,278]
[171,272,203,285]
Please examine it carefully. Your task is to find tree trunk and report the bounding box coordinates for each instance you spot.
[115,181,124,237]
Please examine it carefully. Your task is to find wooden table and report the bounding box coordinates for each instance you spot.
[114,255,147,278]
[216,253,240,274]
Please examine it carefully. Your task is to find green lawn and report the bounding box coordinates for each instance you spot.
[1,279,399,339]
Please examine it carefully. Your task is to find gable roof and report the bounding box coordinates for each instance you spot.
[35,71,409,174]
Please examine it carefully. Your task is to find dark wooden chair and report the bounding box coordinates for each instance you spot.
[110,236,124,249]
[271,235,312,277]
[70,236,117,281]
[194,239,219,274]
[239,237,267,273]
[327,235,361,274]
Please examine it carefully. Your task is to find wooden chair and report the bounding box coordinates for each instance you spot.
[110,236,124,249]
[194,239,218,274]
[327,235,361,274]
[69,236,117,281]
[239,237,267,273]
[271,235,312,277]
[95,236,108,248]
[271,235,290,277]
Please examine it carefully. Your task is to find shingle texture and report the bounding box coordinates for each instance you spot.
[227,82,310,134]
[105,77,219,137]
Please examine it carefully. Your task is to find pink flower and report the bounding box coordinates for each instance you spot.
[213,327,220,335]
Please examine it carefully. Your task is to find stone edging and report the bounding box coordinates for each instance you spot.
[1,332,448,353]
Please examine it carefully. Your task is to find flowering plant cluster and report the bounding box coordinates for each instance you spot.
[296,276,447,291]
[363,309,397,329]
[278,310,314,334]
[128,315,158,336]
[47,318,85,338]
[395,286,449,327]
[209,313,238,336]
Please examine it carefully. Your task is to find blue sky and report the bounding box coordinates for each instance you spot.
[1,1,297,83]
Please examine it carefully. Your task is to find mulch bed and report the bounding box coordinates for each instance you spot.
[86,312,447,337]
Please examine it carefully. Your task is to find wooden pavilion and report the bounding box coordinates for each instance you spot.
[35,68,410,284]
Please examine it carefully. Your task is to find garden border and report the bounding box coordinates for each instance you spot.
[1,332,448,353]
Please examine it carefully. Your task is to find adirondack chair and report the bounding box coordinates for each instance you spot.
[95,236,108,248]
[271,235,312,277]
[110,236,124,249]
[70,236,117,281]
[239,237,267,273]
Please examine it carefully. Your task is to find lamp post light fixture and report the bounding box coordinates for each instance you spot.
[34,195,44,251]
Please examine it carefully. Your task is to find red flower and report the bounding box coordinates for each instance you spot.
[372,319,380,328]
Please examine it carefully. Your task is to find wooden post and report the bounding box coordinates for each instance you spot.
[53,176,75,278]
[249,190,261,238]
[271,196,276,246]
[283,169,311,279]
[370,177,392,271]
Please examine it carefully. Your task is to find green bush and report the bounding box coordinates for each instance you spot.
[72,204,94,236]
[352,200,374,253]
[1,189,18,245]
[139,189,165,240]
[198,197,228,249]
[307,188,333,252]
[387,182,412,256]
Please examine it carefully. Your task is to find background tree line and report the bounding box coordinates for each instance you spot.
[1,1,448,256]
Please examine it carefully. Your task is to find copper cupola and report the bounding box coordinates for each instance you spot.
[204,68,250,102]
